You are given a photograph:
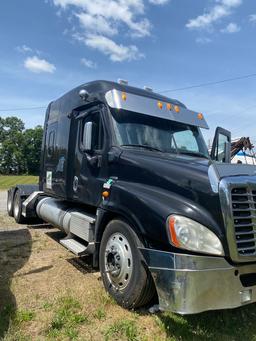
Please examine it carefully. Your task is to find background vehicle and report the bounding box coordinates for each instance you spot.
[231,137,256,164]
[7,80,256,314]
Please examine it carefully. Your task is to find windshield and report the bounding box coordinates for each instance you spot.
[110,109,209,158]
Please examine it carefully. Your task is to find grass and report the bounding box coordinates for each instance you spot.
[47,296,89,340]
[0,175,38,190]
[14,310,35,324]
[105,319,139,341]
[0,308,35,341]
[94,307,106,321]
[155,307,256,341]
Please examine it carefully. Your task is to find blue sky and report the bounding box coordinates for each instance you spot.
[0,0,256,143]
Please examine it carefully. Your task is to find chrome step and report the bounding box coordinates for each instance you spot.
[60,238,87,256]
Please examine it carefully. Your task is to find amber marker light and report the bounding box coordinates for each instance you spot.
[198,113,204,120]
[168,216,180,247]
[158,101,163,109]
[167,103,172,110]
[102,191,110,199]
[174,105,180,113]
[121,92,127,101]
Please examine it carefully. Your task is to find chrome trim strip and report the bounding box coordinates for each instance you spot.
[148,266,232,272]
[208,164,219,193]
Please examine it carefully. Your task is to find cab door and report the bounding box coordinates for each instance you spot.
[43,121,58,193]
[211,127,231,163]
[67,105,108,206]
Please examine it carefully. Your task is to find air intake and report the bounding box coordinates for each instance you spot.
[231,186,256,256]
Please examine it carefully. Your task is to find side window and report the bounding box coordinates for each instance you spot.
[81,112,104,151]
[210,127,231,163]
[48,130,55,157]
[215,134,228,162]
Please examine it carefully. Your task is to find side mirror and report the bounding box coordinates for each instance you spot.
[82,122,93,152]
[211,127,231,163]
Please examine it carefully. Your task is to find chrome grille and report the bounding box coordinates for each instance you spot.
[231,186,256,256]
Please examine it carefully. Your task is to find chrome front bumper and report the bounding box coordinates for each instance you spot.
[140,248,256,314]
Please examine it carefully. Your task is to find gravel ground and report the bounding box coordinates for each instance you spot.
[0,191,7,213]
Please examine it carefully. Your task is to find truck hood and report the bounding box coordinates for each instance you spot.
[117,149,212,196]
[115,149,256,231]
[213,162,256,178]
[118,149,256,193]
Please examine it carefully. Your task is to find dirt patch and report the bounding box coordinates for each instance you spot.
[0,212,165,341]
[0,191,7,214]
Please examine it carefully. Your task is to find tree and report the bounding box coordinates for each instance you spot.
[0,116,43,175]
[23,126,43,175]
[0,131,26,174]
[0,117,26,174]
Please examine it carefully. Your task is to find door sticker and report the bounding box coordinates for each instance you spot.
[46,171,52,189]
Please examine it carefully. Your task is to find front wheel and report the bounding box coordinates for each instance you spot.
[99,219,155,309]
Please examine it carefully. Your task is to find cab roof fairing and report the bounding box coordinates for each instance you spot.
[50,80,186,114]
[105,89,209,130]
[48,80,208,128]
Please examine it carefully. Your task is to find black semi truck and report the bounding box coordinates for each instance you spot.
[7,80,256,314]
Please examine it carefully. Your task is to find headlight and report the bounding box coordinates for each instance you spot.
[167,215,224,256]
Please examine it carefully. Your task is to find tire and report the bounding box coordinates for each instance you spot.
[99,219,155,309]
[13,190,26,224]
[7,190,14,217]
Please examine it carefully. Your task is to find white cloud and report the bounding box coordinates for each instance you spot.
[51,0,167,61]
[80,57,97,68]
[221,22,240,33]
[186,0,242,30]
[16,45,42,56]
[16,45,33,53]
[24,56,56,73]
[149,0,169,5]
[76,13,118,36]
[196,37,212,44]
[54,0,150,37]
[249,14,256,24]
[84,35,144,62]
[219,0,241,6]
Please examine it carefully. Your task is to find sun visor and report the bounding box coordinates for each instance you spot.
[105,89,209,129]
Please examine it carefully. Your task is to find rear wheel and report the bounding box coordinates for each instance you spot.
[13,190,26,224]
[99,219,155,309]
[7,191,14,217]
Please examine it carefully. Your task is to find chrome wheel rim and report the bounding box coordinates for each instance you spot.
[13,195,19,219]
[7,197,12,212]
[104,232,133,291]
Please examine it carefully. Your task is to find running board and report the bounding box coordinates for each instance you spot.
[60,237,95,256]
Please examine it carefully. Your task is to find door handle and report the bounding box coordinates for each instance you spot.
[73,176,79,192]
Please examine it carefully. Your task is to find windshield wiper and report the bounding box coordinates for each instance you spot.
[179,151,209,159]
[120,144,163,152]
